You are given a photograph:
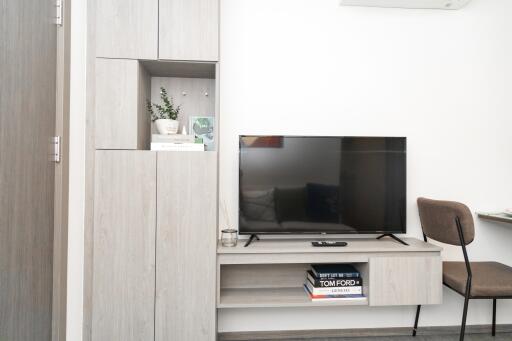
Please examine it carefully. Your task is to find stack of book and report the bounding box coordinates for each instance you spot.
[150,134,204,151]
[304,264,365,302]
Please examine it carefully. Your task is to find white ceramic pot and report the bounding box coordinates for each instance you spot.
[155,119,179,135]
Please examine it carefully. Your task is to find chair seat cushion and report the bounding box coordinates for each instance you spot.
[444,261,512,297]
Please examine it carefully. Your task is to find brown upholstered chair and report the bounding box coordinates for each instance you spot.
[413,197,512,341]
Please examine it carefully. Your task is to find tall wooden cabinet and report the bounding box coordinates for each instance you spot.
[90,0,219,339]
[96,0,219,61]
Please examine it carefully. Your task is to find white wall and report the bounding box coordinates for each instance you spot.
[67,0,87,340]
[218,0,512,332]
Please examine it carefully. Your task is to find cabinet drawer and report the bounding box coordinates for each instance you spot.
[369,255,442,306]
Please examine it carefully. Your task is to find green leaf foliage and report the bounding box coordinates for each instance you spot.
[146,87,181,122]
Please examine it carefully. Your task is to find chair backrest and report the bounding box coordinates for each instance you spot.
[417,197,475,246]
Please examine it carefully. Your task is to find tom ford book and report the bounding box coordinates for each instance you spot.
[305,280,362,296]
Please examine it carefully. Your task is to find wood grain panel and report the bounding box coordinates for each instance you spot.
[142,60,216,79]
[96,0,158,59]
[83,1,97,339]
[0,0,56,339]
[53,1,71,339]
[156,152,217,341]
[159,0,219,61]
[92,151,156,341]
[218,251,442,266]
[95,58,150,149]
[221,264,310,289]
[217,238,442,254]
[219,287,368,309]
[369,256,443,306]
[138,63,151,149]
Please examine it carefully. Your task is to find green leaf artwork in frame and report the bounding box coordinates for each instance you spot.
[190,116,215,151]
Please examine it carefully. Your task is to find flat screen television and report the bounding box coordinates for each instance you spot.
[239,136,406,235]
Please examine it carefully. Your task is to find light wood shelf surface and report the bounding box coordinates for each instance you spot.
[218,287,368,309]
[217,237,442,255]
[478,212,512,224]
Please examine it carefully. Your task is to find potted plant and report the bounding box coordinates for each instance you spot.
[147,87,181,135]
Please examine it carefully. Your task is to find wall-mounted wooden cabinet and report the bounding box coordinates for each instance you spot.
[217,239,443,310]
[96,0,158,59]
[159,0,219,61]
[96,0,219,61]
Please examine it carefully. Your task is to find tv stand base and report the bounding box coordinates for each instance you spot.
[376,233,409,246]
[244,234,260,247]
[217,237,443,310]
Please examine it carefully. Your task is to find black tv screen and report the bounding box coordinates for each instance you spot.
[239,136,406,235]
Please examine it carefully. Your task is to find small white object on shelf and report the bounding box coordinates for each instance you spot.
[181,125,188,135]
[154,119,179,135]
[151,142,205,151]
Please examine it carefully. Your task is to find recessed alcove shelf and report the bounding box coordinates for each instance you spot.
[218,263,369,308]
[141,60,216,79]
[95,58,218,151]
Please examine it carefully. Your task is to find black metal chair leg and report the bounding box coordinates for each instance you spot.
[412,305,421,336]
[460,295,470,341]
[492,299,496,336]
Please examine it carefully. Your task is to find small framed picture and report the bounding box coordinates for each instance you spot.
[189,116,215,151]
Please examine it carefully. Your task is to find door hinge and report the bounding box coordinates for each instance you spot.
[50,136,61,163]
[55,0,63,26]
